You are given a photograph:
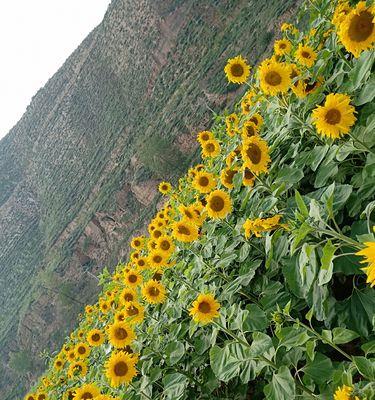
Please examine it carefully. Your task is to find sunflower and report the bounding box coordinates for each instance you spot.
[334,385,359,400]
[105,351,137,387]
[135,256,148,270]
[25,394,36,400]
[172,219,199,243]
[142,280,166,304]
[241,97,252,114]
[201,139,220,158]
[241,136,271,174]
[68,361,87,379]
[124,269,143,288]
[197,130,214,143]
[156,235,175,255]
[249,113,263,128]
[151,228,163,240]
[338,2,375,58]
[73,383,100,400]
[36,393,47,400]
[148,250,168,269]
[192,171,217,194]
[258,61,291,95]
[130,236,144,250]
[242,167,256,187]
[123,302,145,324]
[87,329,105,347]
[243,215,282,238]
[108,321,135,348]
[274,39,292,55]
[356,241,375,287]
[225,113,239,129]
[189,293,220,324]
[295,44,317,68]
[242,120,259,139]
[99,299,111,314]
[220,167,238,190]
[75,343,90,359]
[66,350,76,362]
[205,190,232,219]
[224,55,251,84]
[85,305,94,314]
[53,357,65,370]
[312,93,356,139]
[147,239,158,252]
[158,181,172,195]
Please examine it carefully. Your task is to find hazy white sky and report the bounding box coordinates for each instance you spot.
[0,0,110,139]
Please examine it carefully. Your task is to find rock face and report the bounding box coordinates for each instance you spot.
[0,0,300,397]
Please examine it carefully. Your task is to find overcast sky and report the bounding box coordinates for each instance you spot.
[0,0,110,139]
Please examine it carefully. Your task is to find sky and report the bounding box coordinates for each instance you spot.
[0,0,111,139]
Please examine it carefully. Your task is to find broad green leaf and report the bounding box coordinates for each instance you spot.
[332,328,360,345]
[276,327,310,350]
[302,353,333,384]
[242,304,268,332]
[353,356,375,380]
[209,345,239,382]
[162,373,188,400]
[250,332,274,357]
[165,341,185,366]
[295,190,309,218]
[361,340,375,356]
[318,240,336,285]
[264,366,296,400]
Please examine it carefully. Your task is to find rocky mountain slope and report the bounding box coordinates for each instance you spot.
[0,0,299,397]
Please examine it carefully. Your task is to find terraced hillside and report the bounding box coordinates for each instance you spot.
[0,0,299,397]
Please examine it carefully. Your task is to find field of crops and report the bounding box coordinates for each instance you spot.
[24,0,375,399]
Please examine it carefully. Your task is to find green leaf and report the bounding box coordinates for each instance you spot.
[318,240,336,285]
[264,366,296,400]
[276,327,310,350]
[353,356,375,380]
[242,304,268,332]
[361,340,375,356]
[165,342,185,366]
[341,50,375,92]
[162,373,188,399]
[332,328,360,345]
[306,340,316,361]
[355,74,375,106]
[209,345,239,382]
[250,332,274,357]
[295,190,309,218]
[302,353,333,384]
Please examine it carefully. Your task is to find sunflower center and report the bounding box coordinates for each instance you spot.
[162,184,168,191]
[124,293,134,302]
[78,346,86,354]
[115,327,128,340]
[127,306,139,316]
[153,230,162,238]
[134,240,140,246]
[325,108,341,125]
[128,274,137,283]
[153,272,162,281]
[348,11,373,42]
[280,43,286,49]
[245,144,262,164]
[117,313,125,321]
[114,361,129,376]
[160,240,170,250]
[198,301,211,314]
[301,51,311,59]
[178,224,191,235]
[138,259,145,267]
[265,71,282,86]
[205,143,215,153]
[245,124,256,137]
[209,195,225,212]
[81,393,94,399]
[244,168,254,180]
[153,255,162,263]
[198,176,209,186]
[249,116,259,125]
[56,361,62,366]
[224,170,236,184]
[92,333,100,342]
[230,63,245,77]
[149,286,160,297]
[201,133,209,141]
[38,395,46,400]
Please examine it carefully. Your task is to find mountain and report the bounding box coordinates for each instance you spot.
[0,0,299,397]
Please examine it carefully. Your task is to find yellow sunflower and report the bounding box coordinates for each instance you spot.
[249,113,264,128]
[53,357,65,370]
[295,44,317,68]
[333,2,352,27]
[243,215,282,238]
[225,113,239,129]
[224,55,251,84]
[192,171,217,194]
[156,235,175,255]
[66,350,76,362]
[142,280,166,304]
[24,394,36,400]
[356,241,375,287]
[242,120,259,139]
[130,236,144,250]
[73,383,100,400]
[189,293,220,324]
[201,139,221,158]
[135,256,148,270]
[242,167,256,187]
[105,351,137,387]
[158,181,172,195]
[172,219,199,243]
[124,269,143,288]
[274,39,292,56]
[36,393,47,400]
[108,321,136,348]
[258,60,291,95]
[338,2,375,58]
[99,299,111,314]
[241,136,271,175]
[148,250,168,269]
[241,97,252,114]
[197,130,214,143]
[205,189,232,219]
[118,288,137,307]
[123,302,145,324]
[334,385,359,400]
[68,361,88,379]
[220,167,238,190]
[87,329,104,347]
[75,343,90,359]
[312,93,356,139]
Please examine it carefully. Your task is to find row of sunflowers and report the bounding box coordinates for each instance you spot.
[24,1,375,399]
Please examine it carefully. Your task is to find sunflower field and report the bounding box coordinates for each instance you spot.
[24,1,375,399]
